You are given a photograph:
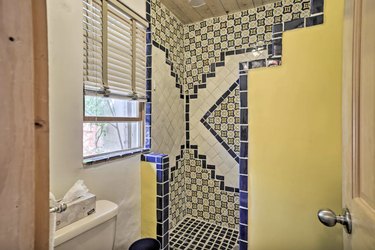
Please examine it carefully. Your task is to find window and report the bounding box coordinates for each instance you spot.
[83,0,147,160]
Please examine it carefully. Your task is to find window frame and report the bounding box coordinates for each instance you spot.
[83,0,148,162]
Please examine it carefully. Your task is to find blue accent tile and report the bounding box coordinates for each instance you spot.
[215,134,224,143]
[163,219,169,232]
[306,14,324,27]
[284,18,305,31]
[240,191,248,208]
[146,67,152,78]
[239,240,248,250]
[236,48,245,54]
[216,61,225,67]
[157,197,163,209]
[240,142,248,157]
[226,50,235,56]
[146,2,150,14]
[239,159,248,175]
[145,102,152,113]
[240,208,248,224]
[311,0,324,14]
[239,75,248,90]
[220,181,224,190]
[240,125,248,141]
[229,82,237,91]
[145,114,152,124]
[216,175,224,181]
[146,44,152,54]
[273,23,283,33]
[240,92,247,107]
[239,224,248,241]
[240,175,248,191]
[240,109,248,124]
[157,222,163,236]
[157,208,169,222]
[163,194,169,207]
[228,149,237,159]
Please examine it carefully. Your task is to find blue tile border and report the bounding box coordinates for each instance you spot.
[142,153,170,250]
[238,72,249,250]
[145,22,152,150]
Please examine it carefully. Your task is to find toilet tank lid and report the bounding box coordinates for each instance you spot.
[54,200,119,247]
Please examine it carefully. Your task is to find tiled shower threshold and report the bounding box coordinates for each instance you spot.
[170,217,239,250]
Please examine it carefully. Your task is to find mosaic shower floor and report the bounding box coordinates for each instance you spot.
[170,217,239,250]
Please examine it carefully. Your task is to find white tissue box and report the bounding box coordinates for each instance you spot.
[56,193,96,230]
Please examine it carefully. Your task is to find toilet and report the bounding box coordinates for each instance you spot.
[54,200,119,250]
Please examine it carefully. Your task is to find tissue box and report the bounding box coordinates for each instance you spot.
[56,193,96,230]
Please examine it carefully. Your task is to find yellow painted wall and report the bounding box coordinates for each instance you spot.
[141,161,157,238]
[248,0,344,249]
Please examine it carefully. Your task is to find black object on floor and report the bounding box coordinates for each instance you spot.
[129,238,161,250]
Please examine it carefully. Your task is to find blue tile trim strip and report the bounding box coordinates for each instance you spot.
[145,25,152,150]
[238,65,249,250]
[142,153,170,250]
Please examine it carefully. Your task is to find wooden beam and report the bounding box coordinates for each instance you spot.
[0,0,37,249]
[32,0,50,249]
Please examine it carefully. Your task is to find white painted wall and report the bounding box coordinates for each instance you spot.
[47,0,145,248]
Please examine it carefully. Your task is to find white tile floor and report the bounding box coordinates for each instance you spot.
[170,217,239,250]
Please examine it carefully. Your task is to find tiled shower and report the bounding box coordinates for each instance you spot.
[143,0,325,249]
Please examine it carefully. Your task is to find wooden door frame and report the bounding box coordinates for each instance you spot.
[343,0,375,248]
[0,0,49,249]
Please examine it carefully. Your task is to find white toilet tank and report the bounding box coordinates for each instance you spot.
[54,200,118,250]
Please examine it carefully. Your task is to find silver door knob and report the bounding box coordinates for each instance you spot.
[317,208,352,234]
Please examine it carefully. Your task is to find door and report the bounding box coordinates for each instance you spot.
[342,0,375,249]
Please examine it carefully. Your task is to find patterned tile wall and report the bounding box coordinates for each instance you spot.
[184,149,239,229]
[183,0,311,95]
[170,155,186,229]
[149,0,185,90]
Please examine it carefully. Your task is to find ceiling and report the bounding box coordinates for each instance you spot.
[160,0,280,24]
